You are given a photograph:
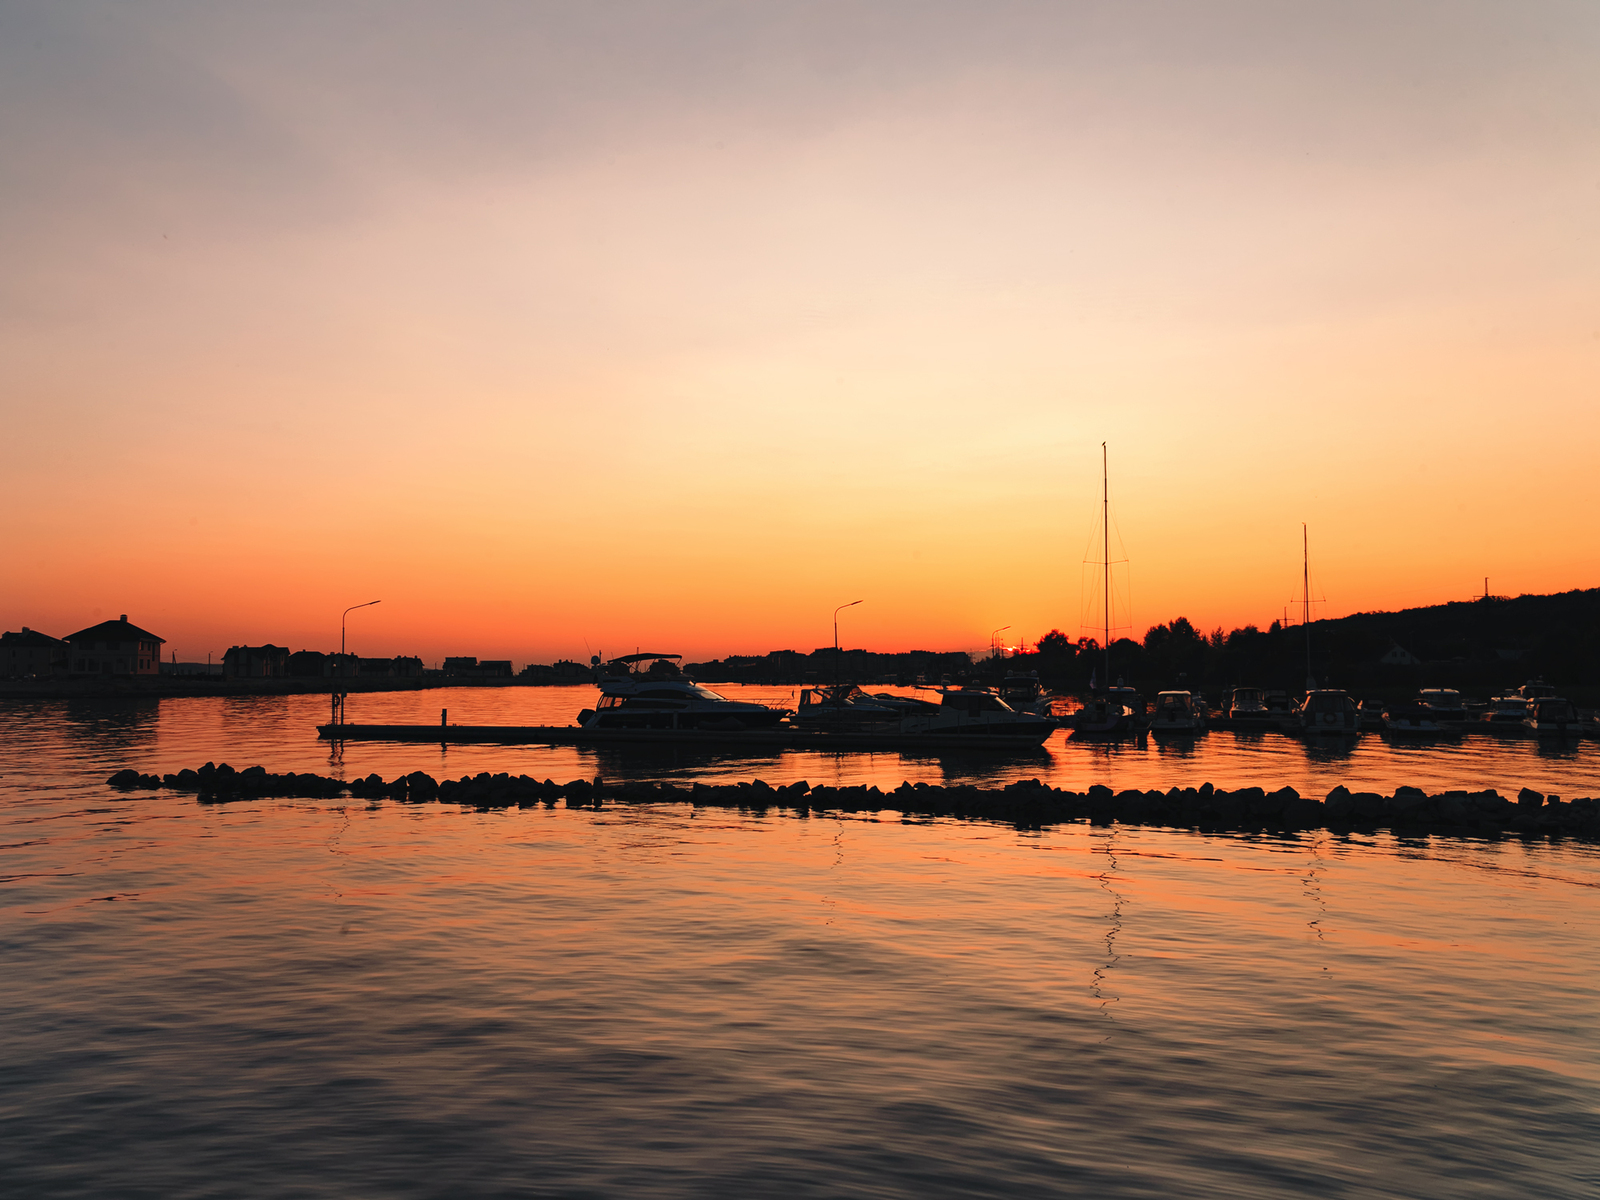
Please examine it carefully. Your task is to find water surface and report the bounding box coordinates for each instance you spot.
[2,691,1598,1198]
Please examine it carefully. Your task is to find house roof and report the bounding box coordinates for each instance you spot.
[64,616,166,644]
[1,628,66,647]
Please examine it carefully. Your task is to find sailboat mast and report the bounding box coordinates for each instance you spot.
[1303,523,1311,686]
[1102,442,1110,687]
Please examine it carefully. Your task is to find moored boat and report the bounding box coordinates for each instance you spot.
[1524,696,1583,739]
[578,654,789,732]
[1297,689,1360,735]
[1382,700,1456,736]
[1481,694,1528,730]
[898,685,1057,744]
[999,671,1054,718]
[1149,690,1206,735]
[1226,686,1272,723]
[794,684,937,732]
[1069,694,1131,738]
[1417,688,1468,726]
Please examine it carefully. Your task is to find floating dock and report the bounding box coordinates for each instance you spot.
[316,722,1054,752]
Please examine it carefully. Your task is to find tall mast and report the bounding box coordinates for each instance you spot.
[1103,442,1111,688]
[1303,522,1312,688]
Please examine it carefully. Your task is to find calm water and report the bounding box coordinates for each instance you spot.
[3,688,1599,1198]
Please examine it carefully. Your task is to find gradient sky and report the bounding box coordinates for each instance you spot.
[3,1,1597,664]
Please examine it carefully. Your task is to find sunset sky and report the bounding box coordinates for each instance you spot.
[3,2,1597,664]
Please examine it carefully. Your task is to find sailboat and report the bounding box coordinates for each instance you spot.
[1293,525,1361,735]
[1071,444,1139,738]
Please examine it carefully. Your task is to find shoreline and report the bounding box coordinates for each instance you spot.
[0,677,574,701]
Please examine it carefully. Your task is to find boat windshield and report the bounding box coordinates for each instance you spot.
[689,684,728,702]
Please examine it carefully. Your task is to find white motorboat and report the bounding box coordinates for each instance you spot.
[577,654,789,731]
[899,685,1058,744]
[1481,694,1527,730]
[1524,696,1583,739]
[1149,690,1206,735]
[998,671,1054,718]
[794,684,938,731]
[1382,700,1455,736]
[1226,686,1272,723]
[1069,695,1129,737]
[1417,689,1468,725]
[1298,689,1361,735]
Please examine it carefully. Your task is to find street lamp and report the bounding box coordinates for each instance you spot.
[991,625,1010,659]
[342,600,381,657]
[834,599,862,683]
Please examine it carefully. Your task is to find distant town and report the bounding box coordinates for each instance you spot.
[4,586,1597,699]
[0,614,594,685]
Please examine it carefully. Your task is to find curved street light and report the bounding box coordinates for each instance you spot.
[834,599,863,683]
[991,625,1011,659]
[342,600,381,657]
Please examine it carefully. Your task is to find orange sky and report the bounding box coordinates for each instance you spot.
[3,3,1597,664]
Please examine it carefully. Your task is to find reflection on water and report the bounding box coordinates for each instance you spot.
[1090,825,1124,1035]
[7,684,1593,799]
[1,693,1598,1199]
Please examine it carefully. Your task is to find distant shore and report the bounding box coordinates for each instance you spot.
[0,677,588,701]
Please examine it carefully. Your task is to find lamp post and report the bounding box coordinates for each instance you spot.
[834,599,862,683]
[990,625,1011,660]
[342,600,381,658]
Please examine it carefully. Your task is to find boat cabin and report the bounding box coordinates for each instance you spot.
[1529,698,1579,723]
[1154,691,1197,718]
[941,688,1017,716]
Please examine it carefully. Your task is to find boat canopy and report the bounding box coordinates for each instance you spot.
[608,652,683,665]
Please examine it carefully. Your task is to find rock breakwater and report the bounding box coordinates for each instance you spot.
[103,764,1600,839]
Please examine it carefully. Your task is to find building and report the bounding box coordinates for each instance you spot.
[443,656,513,678]
[1,628,68,678]
[355,656,425,678]
[1379,641,1422,667]
[64,615,165,676]
[159,661,223,677]
[223,645,291,678]
[287,650,330,677]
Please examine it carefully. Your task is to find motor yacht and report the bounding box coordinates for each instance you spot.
[1481,695,1528,730]
[577,654,789,732]
[1523,696,1583,739]
[1149,690,1206,735]
[998,671,1054,718]
[1520,679,1557,704]
[898,685,1058,744]
[1069,694,1129,737]
[1226,686,1272,723]
[1264,691,1297,729]
[794,684,937,731]
[1417,689,1468,725]
[1297,689,1361,735]
[1382,700,1455,736]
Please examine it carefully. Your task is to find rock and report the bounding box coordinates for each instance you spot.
[1349,792,1386,820]
[1517,787,1545,809]
[1392,786,1429,812]
[107,769,140,787]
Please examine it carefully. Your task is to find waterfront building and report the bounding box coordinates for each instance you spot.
[223,645,291,679]
[1,628,68,678]
[64,616,165,676]
[444,657,512,678]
